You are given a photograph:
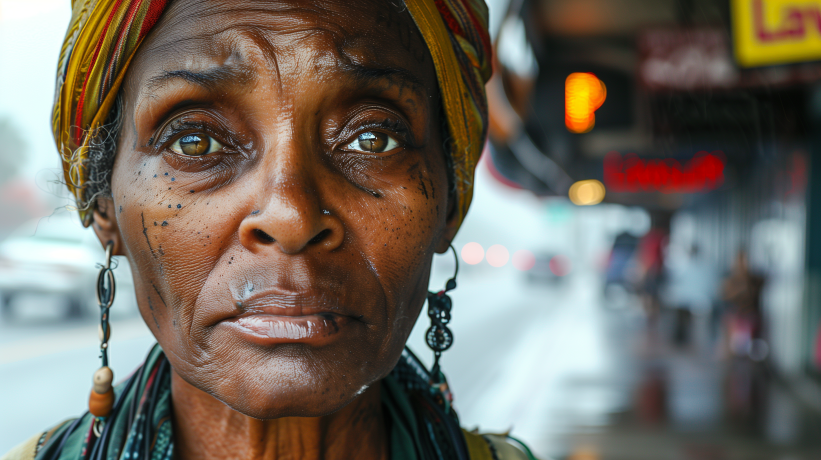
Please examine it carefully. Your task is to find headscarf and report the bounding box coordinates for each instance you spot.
[52,0,491,228]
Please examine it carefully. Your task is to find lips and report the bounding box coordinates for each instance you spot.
[216,288,361,346]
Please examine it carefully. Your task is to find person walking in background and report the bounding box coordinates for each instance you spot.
[636,224,668,338]
[721,250,766,423]
[664,244,719,350]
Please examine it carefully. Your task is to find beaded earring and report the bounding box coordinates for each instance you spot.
[425,245,458,410]
[89,241,116,437]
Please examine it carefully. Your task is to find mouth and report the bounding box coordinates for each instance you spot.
[217,289,361,346]
[221,313,350,346]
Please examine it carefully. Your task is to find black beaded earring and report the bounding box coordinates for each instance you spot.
[89,241,116,437]
[425,245,458,406]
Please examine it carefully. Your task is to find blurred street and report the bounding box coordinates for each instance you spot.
[7,0,821,459]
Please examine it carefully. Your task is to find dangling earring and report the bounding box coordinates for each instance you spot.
[89,241,116,437]
[426,244,458,408]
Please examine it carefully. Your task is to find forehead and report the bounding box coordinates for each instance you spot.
[127,0,431,89]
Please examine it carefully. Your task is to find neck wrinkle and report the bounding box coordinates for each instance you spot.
[170,371,389,460]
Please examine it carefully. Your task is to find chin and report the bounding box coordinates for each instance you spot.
[172,340,383,419]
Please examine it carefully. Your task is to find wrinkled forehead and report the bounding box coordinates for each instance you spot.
[125,0,431,94]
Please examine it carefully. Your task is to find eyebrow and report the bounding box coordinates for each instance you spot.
[341,62,425,89]
[145,61,424,96]
[146,66,253,92]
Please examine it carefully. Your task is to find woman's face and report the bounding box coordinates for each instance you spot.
[96,0,458,418]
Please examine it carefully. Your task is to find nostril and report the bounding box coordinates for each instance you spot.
[253,228,275,244]
[308,229,331,245]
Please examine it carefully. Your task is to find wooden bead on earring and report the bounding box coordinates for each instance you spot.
[98,323,111,342]
[88,366,114,417]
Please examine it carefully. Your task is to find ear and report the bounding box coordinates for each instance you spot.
[91,197,125,256]
[434,190,461,254]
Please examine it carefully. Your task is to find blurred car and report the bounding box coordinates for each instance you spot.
[526,252,571,283]
[0,215,133,319]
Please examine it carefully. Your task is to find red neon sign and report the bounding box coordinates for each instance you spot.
[604,151,725,193]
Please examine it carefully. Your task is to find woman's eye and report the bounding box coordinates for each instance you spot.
[170,134,223,156]
[345,131,399,153]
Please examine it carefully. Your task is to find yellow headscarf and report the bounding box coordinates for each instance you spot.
[53,0,491,227]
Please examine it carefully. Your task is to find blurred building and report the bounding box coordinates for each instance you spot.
[488,0,821,429]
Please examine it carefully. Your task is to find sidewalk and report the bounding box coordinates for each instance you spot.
[552,304,821,460]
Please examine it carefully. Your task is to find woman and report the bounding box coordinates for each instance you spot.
[3,0,537,459]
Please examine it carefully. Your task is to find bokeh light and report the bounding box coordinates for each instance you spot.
[486,244,510,267]
[569,179,606,206]
[461,242,484,265]
[549,255,572,276]
[565,72,607,133]
[512,250,536,271]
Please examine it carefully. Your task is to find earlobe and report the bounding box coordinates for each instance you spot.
[91,198,125,256]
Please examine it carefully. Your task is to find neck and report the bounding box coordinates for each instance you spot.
[170,371,389,460]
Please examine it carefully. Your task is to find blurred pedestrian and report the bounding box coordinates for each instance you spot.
[664,244,719,350]
[636,225,668,335]
[721,250,766,423]
[721,250,765,359]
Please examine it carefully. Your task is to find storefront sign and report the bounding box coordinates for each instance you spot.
[639,29,738,90]
[604,151,725,193]
[732,0,821,67]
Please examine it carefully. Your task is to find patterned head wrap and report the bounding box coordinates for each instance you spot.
[52,0,491,228]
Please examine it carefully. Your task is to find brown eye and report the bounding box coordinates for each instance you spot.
[170,134,222,156]
[346,131,398,153]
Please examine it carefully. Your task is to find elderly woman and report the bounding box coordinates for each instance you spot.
[3,0,537,459]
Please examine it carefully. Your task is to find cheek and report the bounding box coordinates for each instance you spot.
[111,152,240,338]
[343,154,449,318]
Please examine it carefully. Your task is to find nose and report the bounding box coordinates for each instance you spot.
[238,177,344,255]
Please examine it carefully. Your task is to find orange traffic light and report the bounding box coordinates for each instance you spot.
[565,73,607,133]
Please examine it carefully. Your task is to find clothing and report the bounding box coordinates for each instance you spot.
[51,0,491,228]
[3,345,536,460]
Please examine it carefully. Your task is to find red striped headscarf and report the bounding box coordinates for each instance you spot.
[52,0,491,228]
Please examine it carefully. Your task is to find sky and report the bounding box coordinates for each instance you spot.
[0,0,70,181]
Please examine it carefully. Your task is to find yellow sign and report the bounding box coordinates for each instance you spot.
[732,0,821,67]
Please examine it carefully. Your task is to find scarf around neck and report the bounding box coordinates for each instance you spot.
[34,344,470,460]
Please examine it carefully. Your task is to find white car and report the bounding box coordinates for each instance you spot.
[0,215,135,319]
